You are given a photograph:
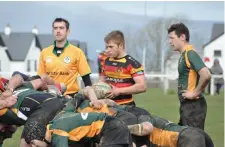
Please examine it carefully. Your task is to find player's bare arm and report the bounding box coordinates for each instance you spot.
[83,86,104,109]
[0,96,17,109]
[30,78,48,91]
[106,75,146,99]
[119,75,147,95]
[183,67,211,99]
[194,67,211,95]
[40,74,56,85]
[1,74,24,99]
[128,121,153,136]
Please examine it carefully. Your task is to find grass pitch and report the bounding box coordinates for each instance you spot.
[3,88,224,147]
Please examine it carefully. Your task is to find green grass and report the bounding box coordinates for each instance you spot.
[3,89,224,147]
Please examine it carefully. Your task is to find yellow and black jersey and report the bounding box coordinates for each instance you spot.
[102,55,144,104]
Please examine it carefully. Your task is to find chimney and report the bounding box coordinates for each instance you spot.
[5,24,11,35]
[32,25,39,35]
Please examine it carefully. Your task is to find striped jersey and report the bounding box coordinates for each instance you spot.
[102,55,144,104]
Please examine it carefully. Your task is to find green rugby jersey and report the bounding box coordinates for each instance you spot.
[0,82,53,125]
[148,114,188,147]
[115,105,188,147]
[47,112,107,147]
[0,82,43,125]
[178,45,205,93]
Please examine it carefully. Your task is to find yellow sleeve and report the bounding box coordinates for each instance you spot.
[78,50,91,76]
[37,51,46,75]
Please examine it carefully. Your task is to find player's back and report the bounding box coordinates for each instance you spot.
[0,82,59,125]
[77,99,116,115]
[148,114,188,147]
[49,111,107,142]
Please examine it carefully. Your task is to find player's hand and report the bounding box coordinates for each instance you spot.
[65,95,72,99]
[103,99,117,107]
[182,90,199,100]
[5,95,18,107]
[39,81,48,91]
[1,90,13,100]
[105,85,120,99]
[90,100,104,109]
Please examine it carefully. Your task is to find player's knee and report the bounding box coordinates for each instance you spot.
[142,121,153,135]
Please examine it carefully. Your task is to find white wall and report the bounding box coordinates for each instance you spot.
[0,47,10,72]
[204,34,224,71]
[25,38,41,72]
[10,62,25,72]
[165,53,180,80]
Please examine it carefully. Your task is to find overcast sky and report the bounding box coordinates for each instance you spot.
[42,1,224,22]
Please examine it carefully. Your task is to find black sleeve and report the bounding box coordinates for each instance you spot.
[82,74,92,86]
[12,71,30,81]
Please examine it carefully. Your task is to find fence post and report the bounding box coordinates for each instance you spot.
[163,76,169,94]
[210,77,214,96]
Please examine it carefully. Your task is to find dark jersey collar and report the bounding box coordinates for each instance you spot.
[53,40,69,56]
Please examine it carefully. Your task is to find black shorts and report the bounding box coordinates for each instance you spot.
[178,97,207,130]
[115,110,138,125]
[123,106,150,120]
[178,127,214,147]
[121,101,136,106]
[99,116,133,147]
[21,98,65,138]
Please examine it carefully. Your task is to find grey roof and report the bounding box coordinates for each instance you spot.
[69,40,79,47]
[0,32,88,61]
[210,23,224,41]
[78,41,87,55]
[0,33,35,61]
[204,23,224,47]
[37,34,55,50]
[0,35,5,47]
[36,35,86,55]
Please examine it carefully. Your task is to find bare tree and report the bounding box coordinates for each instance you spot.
[124,15,191,72]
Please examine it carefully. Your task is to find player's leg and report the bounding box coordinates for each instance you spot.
[114,110,138,125]
[128,121,153,136]
[178,127,214,147]
[179,98,207,130]
[204,131,214,147]
[114,110,148,147]
[99,116,133,147]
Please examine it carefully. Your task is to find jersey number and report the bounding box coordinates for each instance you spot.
[81,113,89,120]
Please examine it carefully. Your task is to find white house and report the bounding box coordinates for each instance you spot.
[0,24,88,77]
[0,25,39,73]
[203,34,224,70]
[0,34,10,72]
[203,24,224,71]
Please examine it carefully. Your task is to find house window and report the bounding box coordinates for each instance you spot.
[27,60,38,72]
[214,50,221,57]
[34,60,37,72]
[27,60,31,72]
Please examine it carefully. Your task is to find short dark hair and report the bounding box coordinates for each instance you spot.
[168,23,190,42]
[52,18,70,29]
[104,30,125,47]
